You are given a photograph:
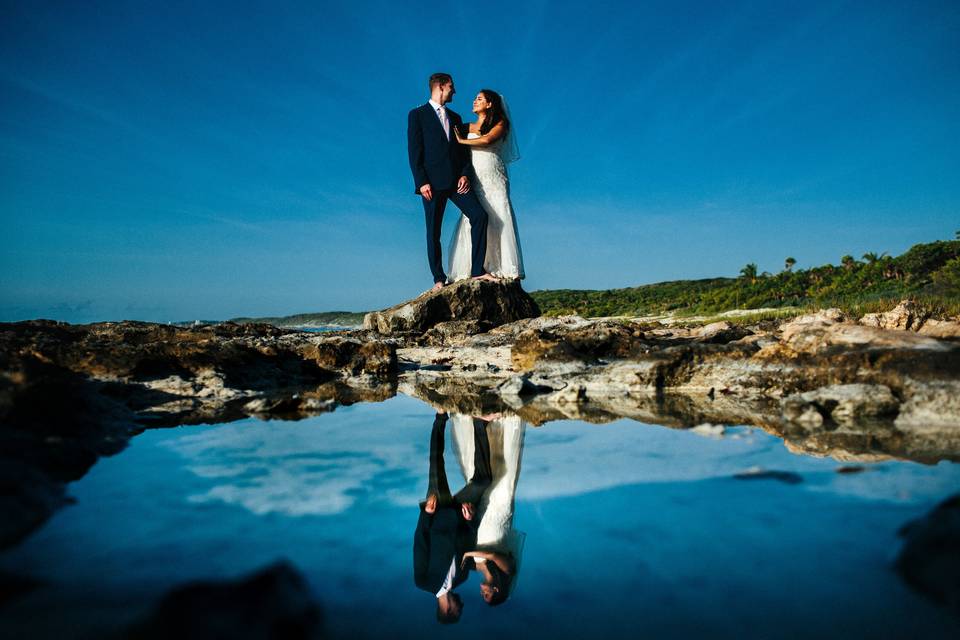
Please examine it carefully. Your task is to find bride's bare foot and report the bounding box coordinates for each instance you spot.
[461,502,475,521]
[472,273,498,283]
[425,494,438,514]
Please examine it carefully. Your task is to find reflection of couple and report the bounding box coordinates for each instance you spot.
[412,412,525,623]
[407,72,524,293]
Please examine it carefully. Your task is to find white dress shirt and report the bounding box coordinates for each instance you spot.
[428,99,450,140]
[435,556,457,598]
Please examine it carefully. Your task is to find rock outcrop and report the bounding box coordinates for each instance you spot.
[397,307,960,462]
[860,300,960,339]
[363,278,540,335]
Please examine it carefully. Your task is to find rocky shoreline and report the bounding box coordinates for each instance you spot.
[2,280,959,551]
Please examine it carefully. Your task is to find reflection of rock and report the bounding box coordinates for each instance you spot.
[125,561,323,640]
[733,467,803,484]
[0,320,397,549]
[895,494,960,616]
[398,307,960,462]
[781,384,899,427]
[363,278,539,335]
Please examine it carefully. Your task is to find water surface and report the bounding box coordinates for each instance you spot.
[1,394,957,638]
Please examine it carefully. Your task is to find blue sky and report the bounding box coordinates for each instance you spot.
[1,0,958,322]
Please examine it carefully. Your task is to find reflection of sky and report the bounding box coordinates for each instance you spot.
[2,394,960,639]
[161,397,960,517]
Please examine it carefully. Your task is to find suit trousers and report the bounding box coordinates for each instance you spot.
[426,414,492,508]
[422,188,489,283]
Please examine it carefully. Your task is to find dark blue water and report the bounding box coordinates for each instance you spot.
[1,395,958,638]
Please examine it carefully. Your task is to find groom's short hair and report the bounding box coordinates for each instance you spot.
[429,72,453,88]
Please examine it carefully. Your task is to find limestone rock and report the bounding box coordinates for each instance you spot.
[859,300,928,331]
[918,319,960,339]
[511,320,644,371]
[363,279,539,335]
[781,384,900,427]
[694,321,752,344]
[858,300,960,338]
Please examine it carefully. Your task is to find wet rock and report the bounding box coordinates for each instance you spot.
[733,467,803,484]
[363,279,539,335]
[125,561,324,640]
[895,494,960,615]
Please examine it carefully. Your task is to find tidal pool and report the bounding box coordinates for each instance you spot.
[1,394,958,638]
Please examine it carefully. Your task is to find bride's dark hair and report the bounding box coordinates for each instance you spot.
[479,89,510,136]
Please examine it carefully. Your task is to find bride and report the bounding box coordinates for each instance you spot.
[448,89,525,282]
[450,413,526,606]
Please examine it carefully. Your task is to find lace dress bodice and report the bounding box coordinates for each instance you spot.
[446,134,525,281]
[467,132,508,193]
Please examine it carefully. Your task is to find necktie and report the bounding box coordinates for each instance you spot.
[437,106,449,140]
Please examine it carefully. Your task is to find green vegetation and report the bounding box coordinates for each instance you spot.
[229,311,366,328]
[531,237,960,319]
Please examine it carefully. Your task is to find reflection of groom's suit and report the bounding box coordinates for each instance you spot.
[413,413,492,595]
[407,103,489,283]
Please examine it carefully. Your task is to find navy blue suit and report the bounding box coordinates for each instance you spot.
[407,103,489,283]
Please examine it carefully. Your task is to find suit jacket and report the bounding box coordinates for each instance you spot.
[413,505,477,594]
[407,103,470,193]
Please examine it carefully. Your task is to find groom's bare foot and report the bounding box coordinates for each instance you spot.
[430,281,445,292]
[472,273,498,283]
[425,494,438,514]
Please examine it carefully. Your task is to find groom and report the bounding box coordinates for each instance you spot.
[413,412,492,623]
[407,72,493,291]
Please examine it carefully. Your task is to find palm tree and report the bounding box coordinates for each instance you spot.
[841,254,857,271]
[784,257,796,272]
[740,263,758,284]
[862,252,879,264]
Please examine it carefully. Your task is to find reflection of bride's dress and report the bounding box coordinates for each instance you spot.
[451,415,526,571]
[447,133,525,281]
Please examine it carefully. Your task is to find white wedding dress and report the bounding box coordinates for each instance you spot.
[451,414,526,589]
[447,133,525,282]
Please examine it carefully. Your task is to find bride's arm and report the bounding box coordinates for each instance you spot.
[454,121,508,147]
[462,550,514,573]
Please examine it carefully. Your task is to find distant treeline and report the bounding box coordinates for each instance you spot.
[531,237,960,318]
[228,311,366,327]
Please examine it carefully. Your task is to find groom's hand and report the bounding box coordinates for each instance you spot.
[419,184,433,201]
[456,176,470,194]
